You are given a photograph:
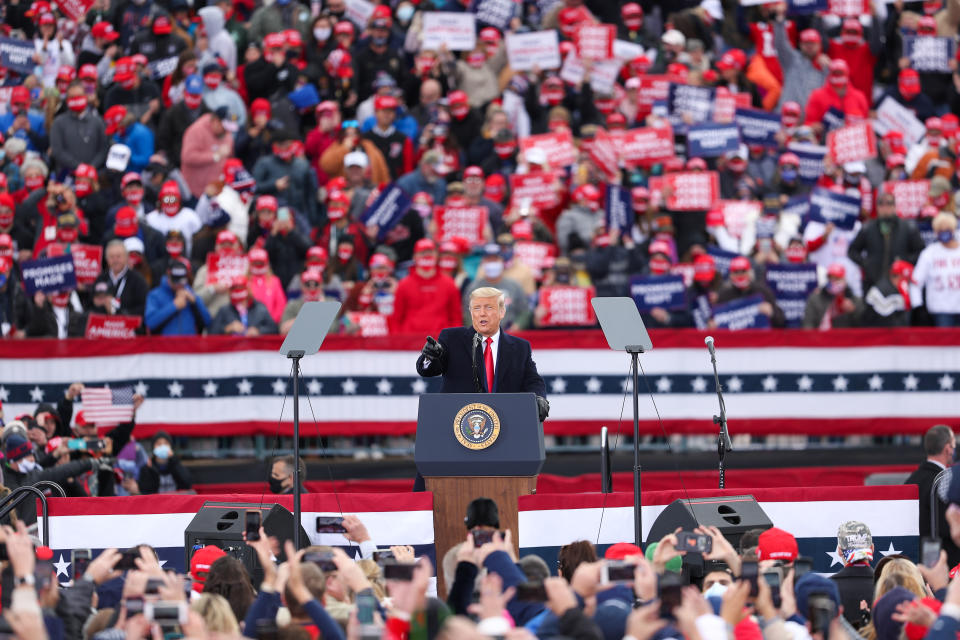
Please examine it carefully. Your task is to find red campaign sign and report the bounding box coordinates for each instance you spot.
[518,130,578,168]
[663,172,721,211]
[620,125,675,165]
[85,314,142,339]
[828,0,869,15]
[719,200,762,240]
[57,0,96,21]
[712,90,752,124]
[576,24,615,61]
[539,285,596,326]
[636,75,670,113]
[671,263,695,287]
[882,180,931,219]
[827,122,878,165]
[512,241,558,279]
[647,176,665,209]
[434,205,488,246]
[206,254,249,286]
[71,244,102,285]
[346,312,389,337]
[510,172,561,209]
[589,128,620,181]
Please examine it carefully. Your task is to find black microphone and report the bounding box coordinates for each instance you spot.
[705,335,715,358]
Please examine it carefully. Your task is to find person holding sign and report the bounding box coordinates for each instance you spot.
[390,238,461,336]
[803,263,864,329]
[715,256,786,328]
[16,286,86,338]
[804,60,868,135]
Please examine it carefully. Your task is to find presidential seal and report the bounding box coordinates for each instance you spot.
[453,403,501,450]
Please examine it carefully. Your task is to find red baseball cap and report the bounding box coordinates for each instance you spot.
[479,27,501,43]
[693,254,716,283]
[216,230,238,245]
[91,21,119,41]
[757,527,799,562]
[827,263,846,278]
[79,64,98,80]
[255,195,278,212]
[799,28,820,44]
[414,238,436,253]
[729,256,751,272]
[121,171,141,188]
[374,94,399,111]
[464,166,484,179]
[604,542,643,560]
[153,14,172,34]
[114,207,138,237]
[190,545,226,585]
[264,32,286,49]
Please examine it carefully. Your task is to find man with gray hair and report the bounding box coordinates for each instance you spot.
[907,424,959,565]
[100,238,149,319]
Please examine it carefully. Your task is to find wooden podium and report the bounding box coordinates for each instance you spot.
[415,393,545,597]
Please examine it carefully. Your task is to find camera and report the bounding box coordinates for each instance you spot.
[658,572,684,619]
[601,561,636,585]
[381,560,416,581]
[471,528,497,547]
[807,593,837,637]
[316,516,346,534]
[303,551,337,572]
[675,531,712,554]
[145,601,188,626]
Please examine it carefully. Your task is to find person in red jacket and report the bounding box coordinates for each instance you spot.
[389,238,461,336]
[826,19,878,103]
[803,60,869,134]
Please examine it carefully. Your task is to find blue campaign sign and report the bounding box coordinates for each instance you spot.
[823,107,845,133]
[788,0,828,15]
[782,195,811,221]
[904,36,956,73]
[692,294,711,330]
[765,263,819,328]
[361,184,412,242]
[735,108,781,148]
[788,143,827,185]
[470,0,513,29]
[667,83,715,123]
[712,295,771,330]
[808,188,861,230]
[605,185,633,234]
[630,275,687,312]
[20,255,77,295]
[686,123,740,158]
[0,37,37,75]
[706,246,741,277]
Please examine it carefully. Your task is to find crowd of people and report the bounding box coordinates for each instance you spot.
[0,0,958,338]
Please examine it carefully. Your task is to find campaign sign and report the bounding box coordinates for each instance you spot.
[605,185,633,233]
[58,0,96,20]
[421,12,477,52]
[822,107,846,133]
[576,24,615,60]
[148,56,178,80]
[788,0,828,15]
[21,255,78,295]
[668,84,715,123]
[636,75,671,113]
[706,246,741,276]
[471,0,514,30]
[808,188,861,230]
[361,184,412,242]
[346,311,389,337]
[782,195,811,221]
[205,254,249,287]
[881,180,930,219]
[85,314,142,339]
[664,172,720,211]
[518,131,577,168]
[589,129,620,181]
[712,295,771,330]
[510,171,561,209]
[71,244,103,285]
[345,0,375,28]
[788,142,827,185]
[719,200,762,241]
[827,122,877,165]
[513,240,557,278]
[560,52,621,94]
[874,97,927,144]
[539,285,596,326]
[613,39,644,62]
[0,37,36,75]
[904,36,955,73]
[620,125,675,165]
[735,108,781,148]
[712,90,752,125]
[434,206,488,245]
[686,123,740,158]
[630,275,686,312]
[827,0,868,14]
[765,263,818,328]
[505,31,561,71]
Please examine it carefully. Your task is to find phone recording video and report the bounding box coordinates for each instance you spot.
[316,516,346,534]
[115,549,140,571]
[145,601,188,626]
[740,560,759,597]
[763,567,782,607]
[807,593,837,636]
[245,510,262,542]
[302,551,337,572]
[675,531,713,554]
[793,557,813,581]
[922,538,941,568]
[471,528,497,547]
[601,560,636,585]
[372,549,395,564]
[71,549,90,580]
[658,572,684,619]
[381,560,416,581]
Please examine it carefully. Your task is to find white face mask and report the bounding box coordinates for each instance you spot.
[314,27,331,41]
[482,261,504,279]
[704,582,729,599]
[17,459,38,473]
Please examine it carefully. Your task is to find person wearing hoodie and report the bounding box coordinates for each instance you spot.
[145,261,212,335]
[247,0,312,45]
[556,185,602,254]
[198,6,237,73]
[136,431,193,494]
[180,107,237,198]
[200,61,247,129]
[130,13,187,63]
[390,238,461,335]
[104,105,154,173]
[157,75,207,169]
[252,130,319,226]
[49,82,110,174]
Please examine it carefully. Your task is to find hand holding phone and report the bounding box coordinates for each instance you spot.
[316,516,347,534]
[922,538,942,568]
[741,560,759,597]
[245,510,262,542]
[675,531,713,554]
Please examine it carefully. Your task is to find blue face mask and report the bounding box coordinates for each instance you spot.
[781,168,798,182]
[153,443,172,460]
[118,459,137,474]
[396,4,414,22]
[939,230,955,244]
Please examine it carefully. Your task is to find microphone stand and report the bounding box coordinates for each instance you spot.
[709,346,733,489]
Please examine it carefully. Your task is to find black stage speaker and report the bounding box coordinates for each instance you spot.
[647,495,773,577]
[184,501,309,584]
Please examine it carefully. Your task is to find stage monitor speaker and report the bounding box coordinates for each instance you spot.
[184,501,308,584]
[647,495,773,578]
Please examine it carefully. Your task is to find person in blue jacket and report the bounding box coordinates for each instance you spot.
[145,261,211,335]
[104,104,155,173]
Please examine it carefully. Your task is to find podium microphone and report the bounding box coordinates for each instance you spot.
[704,335,715,358]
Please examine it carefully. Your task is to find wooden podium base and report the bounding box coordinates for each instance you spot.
[425,475,536,597]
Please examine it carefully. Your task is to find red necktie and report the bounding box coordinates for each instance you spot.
[484,337,494,393]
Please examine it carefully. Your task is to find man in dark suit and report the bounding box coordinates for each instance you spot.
[906,424,958,565]
[830,520,875,628]
[414,286,549,491]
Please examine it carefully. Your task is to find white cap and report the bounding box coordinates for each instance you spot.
[123,236,145,254]
[106,144,132,172]
[662,29,686,47]
[843,161,867,174]
[345,151,369,168]
[525,147,547,166]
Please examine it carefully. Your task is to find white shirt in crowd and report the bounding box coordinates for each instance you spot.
[911,241,960,313]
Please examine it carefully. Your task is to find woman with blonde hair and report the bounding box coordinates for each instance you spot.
[191,592,240,634]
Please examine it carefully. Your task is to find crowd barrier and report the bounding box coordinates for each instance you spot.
[44,485,917,579]
[1,328,956,438]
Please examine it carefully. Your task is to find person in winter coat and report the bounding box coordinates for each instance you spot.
[246,0,311,45]
[247,196,311,289]
[157,75,207,169]
[253,131,319,226]
[556,185,602,254]
[246,247,287,324]
[390,238,461,335]
[49,82,110,174]
[33,12,75,89]
[826,19,880,101]
[773,10,828,109]
[104,105,154,173]
[200,62,247,129]
[210,276,279,335]
[243,33,299,103]
[847,191,925,292]
[145,261,211,335]
[198,6,237,73]
[715,256,786,328]
[136,431,193,494]
[803,60,869,135]
[803,263,864,329]
[129,14,187,63]
[180,108,236,198]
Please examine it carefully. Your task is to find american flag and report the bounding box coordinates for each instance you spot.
[80,387,135,426]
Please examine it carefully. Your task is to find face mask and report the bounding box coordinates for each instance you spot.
[327,207,347,221]
[625,16,642,30]
[17,459,38,473]
[337,246,354,262]
[451,104,470,119]
[302,284,324,302]
[166,241,183,257]
[649,256,671,275]
[0,211,13,228]
[827,280,846,296]
[184,93,203,109]
[396,5,414,22]
[204,74,222,90]
[844,173,860,186]
[259,215,275,230]
[482,260,504,279]
[933,193,949,209]
[939,230,956,243]
[51,292,71,307]
[542,88,564,105]
[554,271,571,284]
[704,583,729,599]
[230,288,247,305]
[928,135,942,148]
[25,175,45,191]
[314,27,331,41]
[494,142,516,158]
[841,33,861,46]
[273,144,296,161]
[118,459,137,475]
[785,246,806,263]
[75,181,92,198]
[415,255,437,271]
[161,196,179,216]
[467,53,485,68]
[120,76,136,90]
[730,271,751,289]
[268,475,285,493]
[126,189,144,206]
[67,96,87,112]
[372,36,388,47]
[57,227,78,243]
[439,256,458,272]
[780,168,798,182]
[416,57,437,75]
[250,261,268,275]
[153,444,172,460]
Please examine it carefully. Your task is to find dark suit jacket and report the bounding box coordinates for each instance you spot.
[415,326,546,398]
[830,563,874,627]
[906,460,960,565]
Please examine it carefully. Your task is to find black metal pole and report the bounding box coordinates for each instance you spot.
[709,351,731,489]
[631,350,642,548]
[291,355,302,550]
